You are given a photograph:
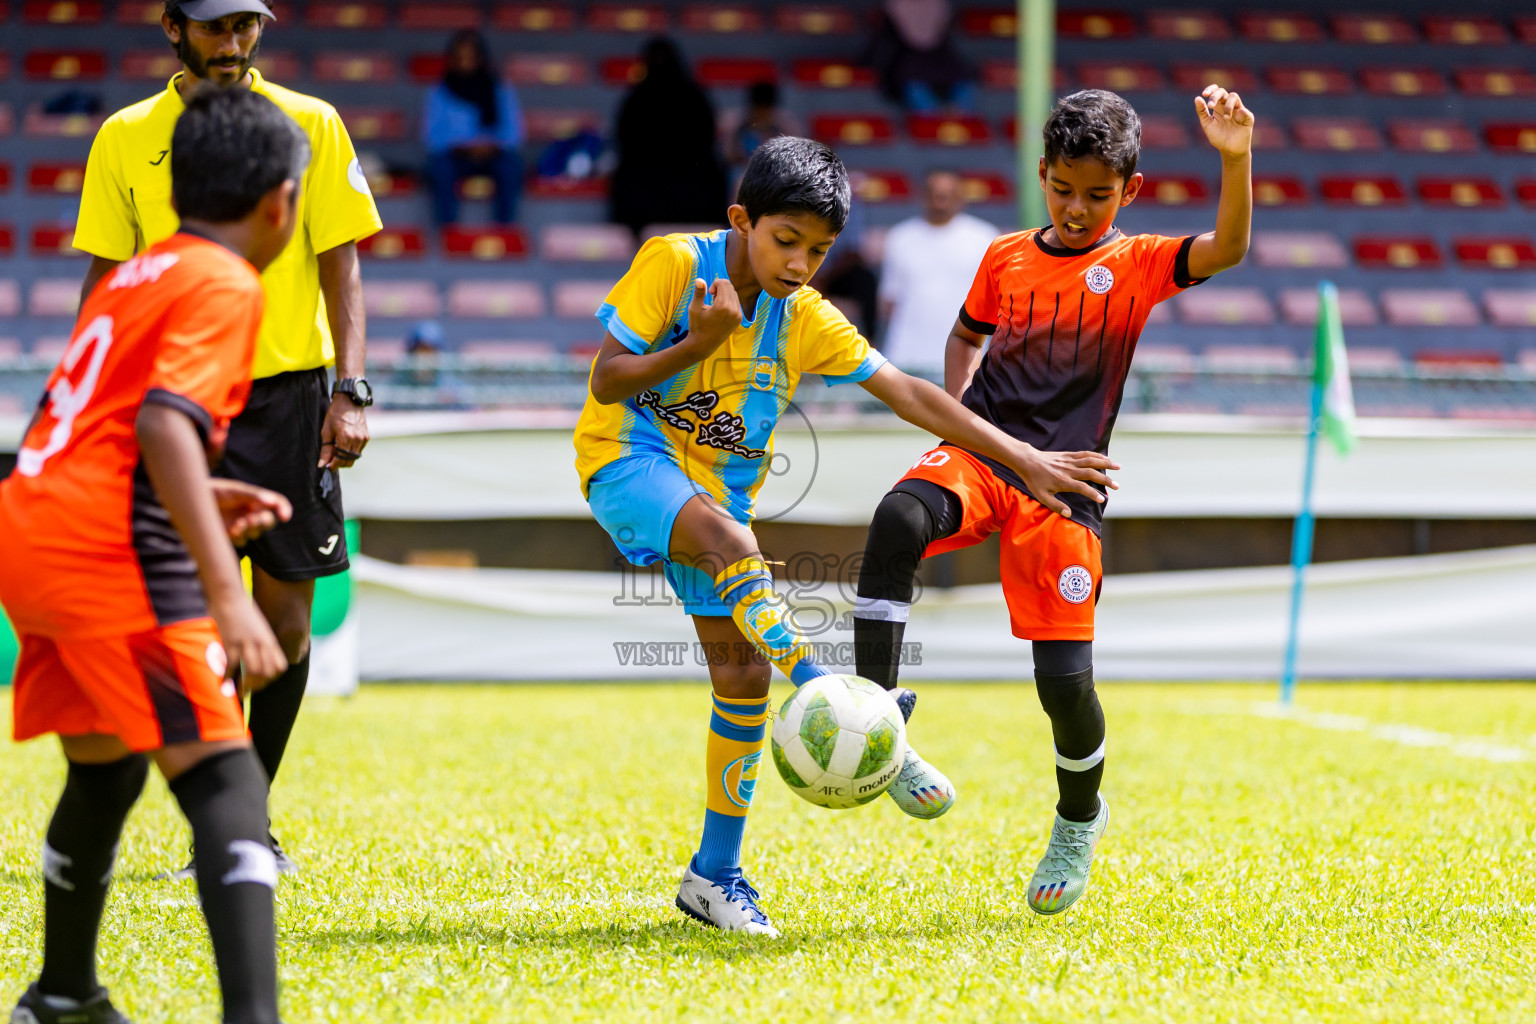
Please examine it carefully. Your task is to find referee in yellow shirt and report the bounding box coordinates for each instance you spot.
[74,0,382,876]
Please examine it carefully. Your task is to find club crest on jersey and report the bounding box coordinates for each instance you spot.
[752,356,778,392]
[1084,265,1115,295]
[1058,565,1094,604]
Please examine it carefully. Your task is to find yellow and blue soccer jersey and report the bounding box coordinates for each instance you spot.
[573,230,886,522]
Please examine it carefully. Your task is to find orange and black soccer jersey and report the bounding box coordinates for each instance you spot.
[0,232,263,638]
[953,227,1204,531]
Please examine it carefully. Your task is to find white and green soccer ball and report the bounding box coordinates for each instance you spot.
[771,674,907,810]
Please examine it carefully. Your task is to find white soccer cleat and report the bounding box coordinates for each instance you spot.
[676,860,781,937]
[1027,796,1110,915]
[885,745,957,819]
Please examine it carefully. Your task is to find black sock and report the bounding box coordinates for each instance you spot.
[854,483,960,688]
[169,749,280,1024]
[248,650,308,787]
[37,756,148,1001]
[1034,641,1104,823]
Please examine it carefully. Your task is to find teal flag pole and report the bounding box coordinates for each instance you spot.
[1280,363,1323,706]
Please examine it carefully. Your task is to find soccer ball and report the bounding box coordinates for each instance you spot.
[770,674,907,809]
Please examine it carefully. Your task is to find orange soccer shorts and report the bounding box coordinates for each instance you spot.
[897,445,1103,641]
[11,618,247,752]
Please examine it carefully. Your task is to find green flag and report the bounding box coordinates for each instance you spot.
[1315,282,1356,455]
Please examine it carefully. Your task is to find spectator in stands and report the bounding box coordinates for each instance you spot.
[725,81,800,166]
[868,0,978,112]
[610,37,728,236]
[878,170,997,370]
[423,30,526,225]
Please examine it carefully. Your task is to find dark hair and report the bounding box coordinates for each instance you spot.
[172,86,310,222]
[747,81,779,109]
[736,136,851,233]
[1042,89,1141,180]
[443,29,498,128]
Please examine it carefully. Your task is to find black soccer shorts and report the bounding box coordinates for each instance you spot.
[217,366,350,582]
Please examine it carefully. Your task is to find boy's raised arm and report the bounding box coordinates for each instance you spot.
[589,278,742,404]
[1186,84,1254,281]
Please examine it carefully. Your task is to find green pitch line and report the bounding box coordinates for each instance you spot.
[1,683,1531,1023]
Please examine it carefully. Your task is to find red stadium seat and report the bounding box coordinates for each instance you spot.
[0,163,10,190]
[1416,350,1502,370]
[1077,62,1165,92]
[907,114,991,146]
[1383,292,1481,328]
[356,228,426,260]
[600,57,644,86]
[527,176,609,199]
[30,224,82,257]
[1456,69,1536,97]
[697,58,778,87]
[1484,124,1536,154]
[1147,10,1229,41]
[28,279,80,317]
[27,162,86,195]
[1267,67,1352,95]
[1250,121,1288,151]
[492,5,577,31]
[337,108,407,142]
[1517,181,1536,207]
[24,49,106,80]
[850,171,911,203]
[1423,16,1509,46]
[505,55,589,87]
[1137,116,1191,149]
[1293,118,1383,152]
[365,171,415,198]
[252,51,300,81]
[812,114,894,147]
[1354,238,1443,270]
[1454,238,1536,271]
[1238,13,1323,42]
[1280,289,1378,327]
[978,61,1068,91]
[1417,178,1505,208]
[448,281,545,318]
[1170,63,1258,93]
[552,281,612,319]
[455,175,497,201]
[23,1,103,24]
[587,5,668,32]
[959,7,1019,37]
[120,50,182,81]
[0,226,12,256]
[442,227,530,261]
[775,5,859,34]
[1252,232,1349,269]
[1056,10,1137,39]
[399,3,480,29]
[957,172,1011,204]
[363,280,441,318]
[1177,290,1275,326]
[0,282,18,319]
[115,1,161,24]
[1252,176,1309,207]
[1517,17,1536,44]
[0,54,10,80]
[408,54,444,83]
[1389,120,1478,153]
[541,224,635,263]
[793,60,875,90]
[1360,67,1447,97]
[0,106,11,137]
[22,106,104,137]
[1332,14,1416,44]
[313,53,396,84]
[524,110,602,144]
[307,3,386,28]
[1483,291,1536,327]
[681,5,764,33]
[1142,176,1208,206]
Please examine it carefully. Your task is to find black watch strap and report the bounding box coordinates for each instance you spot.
[334,377,374,407]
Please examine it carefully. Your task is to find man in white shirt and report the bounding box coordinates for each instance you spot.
[878,170,999,371]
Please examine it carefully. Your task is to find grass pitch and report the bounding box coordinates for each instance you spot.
[1,682,1532,1023]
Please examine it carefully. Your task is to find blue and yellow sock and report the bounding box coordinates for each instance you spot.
[696,692,770,880]
[713,556,830,687]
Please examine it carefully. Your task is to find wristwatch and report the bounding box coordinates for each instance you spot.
[333,377,374,407]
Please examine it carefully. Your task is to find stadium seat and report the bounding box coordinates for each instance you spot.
[1252,176,1309,207]
[1360,67,1447,96]
[1252,232,1349,269]
[1176,289,1275,326]
[313,52,396,84]
[460,341,559,365]
[0,339,21,366]
[399,2,480,29]
[1144,303,1173,326]
[1139,116,1192,148]
[448,281,546,318]
[525,110,603,144]
[960,7,1018,37]
[1267,67,1353,95]
[362,280,441,318]
[1077,62,1165,92]
[356,228,426,260]
[541,224,635,262]
[681,5,763,32]
[977,61,1068,91]
[1389,120,1478,153]
[0,106,11,137]
[30,224,80,257]
[907,115,991,146]
[1132,343,1194,371]
[337,108,408,141]
[252,51,300,81]
[1485,292,1536,327]
[115,1,162,24]
[957,172,1010,204]
[1417,178,1504,207]
[776,6,860,35]
[850,171,911,203]
[812,114,894,147]
[27,162,85,195]
[1454,239,1536,271]
[24,1,103,23]
[1456,69,1536,97]
[0,54,9,81]
[587,4,668,32]
[366,338,406,362]
[697,58,778,87]
[1239,13,1324,42]
[22,107,104,137]
[24,49,106,80]
[1422,16,1508,45]
[28,279,78,317]
[1338,346,1403,371]
[0,281,19,319]
[1333,14,1416,44]
[31,338,69,362]
[1381,290,1480,327]
[121,50,182,81]
[599,56,646,86]
[1294,118,1384,152]
[505,55,588,87]
[1355,237,1442,269]
[408,54,445,83]
[1142,176,1209,206]
[1056,10,1137,39]
[1279,288,1379,327]
[0,226,13,257]
[1484,124,1536,155]
[442,227,530,261]
[527,175,609,199]
[1171,64,1258,93]
[1519,181,1536,206]
[1517,16,1536,44]
[492,5,577,31]
[307,3,387,29]
[1147,10,1229,40]
[1414,349,1502,369]
[1320,176,1406,207]
[365,172,417,198]
[552,281,611,319]
[1201,344,1297,371]
[0,164,10,190]
[792,60,875,90]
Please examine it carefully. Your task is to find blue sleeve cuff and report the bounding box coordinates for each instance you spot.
[596,304,650,354]
[820,350,888,387]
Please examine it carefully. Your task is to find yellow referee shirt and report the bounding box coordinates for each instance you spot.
[74,70,382,380]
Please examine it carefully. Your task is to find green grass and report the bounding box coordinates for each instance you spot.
[2,682,1532,1023]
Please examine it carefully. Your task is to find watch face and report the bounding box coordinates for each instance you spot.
[354,379,373,405]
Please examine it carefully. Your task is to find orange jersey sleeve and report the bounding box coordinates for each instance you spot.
[959,236,1006,334]
[1132,233,1205,305]
[144,278,263,447]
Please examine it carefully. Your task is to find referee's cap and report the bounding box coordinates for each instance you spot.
[168,0,276,21]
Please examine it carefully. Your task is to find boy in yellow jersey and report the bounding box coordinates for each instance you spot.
[72,0,382,876]
[575,137,1116,935]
